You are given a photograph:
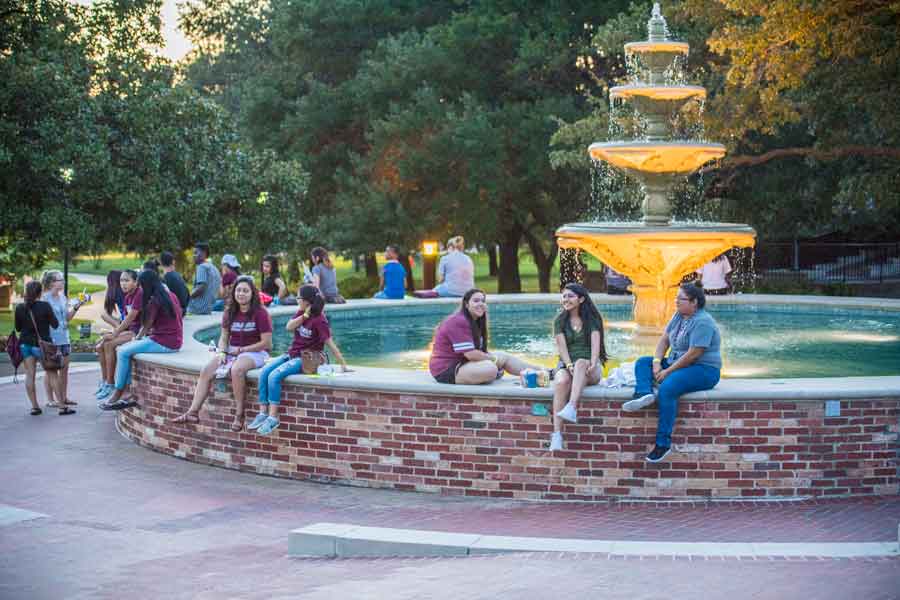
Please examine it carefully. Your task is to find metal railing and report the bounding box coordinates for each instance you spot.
[751,242,900,284]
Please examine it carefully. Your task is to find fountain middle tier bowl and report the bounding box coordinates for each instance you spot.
[589,141,725,176]
[610,85,706,102]
[624,40,689,55]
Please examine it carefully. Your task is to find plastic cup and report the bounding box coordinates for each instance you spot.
[524,370,538,388]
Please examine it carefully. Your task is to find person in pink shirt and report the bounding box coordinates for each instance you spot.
[173,276,273,431]
[101,270,183,411]
[429,288,544,384]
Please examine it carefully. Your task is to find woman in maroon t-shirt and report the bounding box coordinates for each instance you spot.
[174,276,273,431]
[247,285,351,436]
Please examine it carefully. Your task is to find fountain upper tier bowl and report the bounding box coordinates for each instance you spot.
[610,85,706,102]
[624,41,689,55]
[589,141,725,176]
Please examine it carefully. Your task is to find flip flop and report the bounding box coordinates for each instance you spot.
[30,407,42,416]
[64,399,78,406]
[58,407,76,416]
[46,400,60,408]
[172,412,200,424]
[230,419,243,432]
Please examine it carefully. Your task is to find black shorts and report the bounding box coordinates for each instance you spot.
[434,361,462,384]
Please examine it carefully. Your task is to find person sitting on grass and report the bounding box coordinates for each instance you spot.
[96,269,141,403]
[14,280,59,416]
[373,245,406,300]
[173,276,273,432]
[549,283,608,451]
[428,288,545,385]
[249,285,351,436]
[101,270,183,411]
[622,282,722,463]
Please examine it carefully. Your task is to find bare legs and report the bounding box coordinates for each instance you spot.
[176,355,257,430]
[43,355,69,407]
[454,351,541,385]
[100,333,133,385]
[23,357,39,411]
[552,358,603,446]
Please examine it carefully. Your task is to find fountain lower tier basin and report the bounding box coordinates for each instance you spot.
[557,222,756,328]
[589,141,725,176]
[118,296,900,502]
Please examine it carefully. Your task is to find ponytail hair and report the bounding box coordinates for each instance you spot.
[298,285,325,318]
[310,247,333,269]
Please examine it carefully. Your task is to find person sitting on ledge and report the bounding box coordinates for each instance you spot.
[249,285,351,436]
[373,245,406,299]
[102,270,183,411]
[550,283,608,451]
[622,282,722,463]
[429,288,543,385]
[415,235,475,299]
[213,254,241,312]
[173,276,273,431]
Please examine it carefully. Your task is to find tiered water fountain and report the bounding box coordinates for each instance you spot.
[556,3,756,331]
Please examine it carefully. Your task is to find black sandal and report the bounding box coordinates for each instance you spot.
[30,407,42,416]
[58,407,76,416]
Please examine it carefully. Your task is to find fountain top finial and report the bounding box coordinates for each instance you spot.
[647,2,669,42]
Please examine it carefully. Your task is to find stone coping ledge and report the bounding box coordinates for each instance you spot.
[289,522,900,558]
[133,293,900,402]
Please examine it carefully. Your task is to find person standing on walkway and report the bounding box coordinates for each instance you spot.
[160,251,190,312]
[623,282,722,463]
[695,254,732,295]
[41,270,84,410]
[173,276,273,432]
[14,281,60,415]
[550,283,608,451]
[101,270,183,410]
[187,242,221,315]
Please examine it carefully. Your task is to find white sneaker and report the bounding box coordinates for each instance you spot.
[549,432,563,451]
[556,402,578,423]
[623,394,656,412]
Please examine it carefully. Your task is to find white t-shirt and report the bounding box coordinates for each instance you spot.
[437,250,475,296]
[696,258,732,291]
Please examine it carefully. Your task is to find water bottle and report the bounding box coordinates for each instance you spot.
[272,297,280,306]
[208,341,217,354]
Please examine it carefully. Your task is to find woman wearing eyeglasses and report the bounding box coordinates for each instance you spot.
[622,282,721,463]
[173,276,272,432]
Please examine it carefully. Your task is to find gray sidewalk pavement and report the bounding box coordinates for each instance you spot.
[1,369,898,599]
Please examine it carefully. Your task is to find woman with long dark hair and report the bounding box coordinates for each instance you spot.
[429,288,542,385]
[93,270,125,396]
[249,285,350,436]
[549,283,608,450]
[96,269,140,402]
[260,254,288,303]
[101,269,183,410]
[173,276,273,431]
[14,280,60,415]
[622,282,722,463]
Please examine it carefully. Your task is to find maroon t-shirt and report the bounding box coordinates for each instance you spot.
[429,311,478,377]
[125,288,143,334]
[146,290,183,350]
[288,312,331,357]
[222,270,237,287]
[224,306,272,348]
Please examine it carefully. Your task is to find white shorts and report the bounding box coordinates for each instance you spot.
[217,347,270,379]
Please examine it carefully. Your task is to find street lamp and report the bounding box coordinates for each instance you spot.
[422,241,438,290]
[59,167,74,297]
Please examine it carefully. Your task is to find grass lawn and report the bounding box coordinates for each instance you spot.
[42,252,149,276]
[14,277,106,297]
[0,310,98,345]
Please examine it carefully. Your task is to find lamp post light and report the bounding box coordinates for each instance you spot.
[422,241,438,290]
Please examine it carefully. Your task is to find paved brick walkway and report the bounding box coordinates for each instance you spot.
[1,370,898,599]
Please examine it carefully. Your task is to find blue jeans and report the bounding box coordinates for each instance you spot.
[212,299,225,311]
[374,291,403,300]
[258,354,303,405]
[634,355,720,448]
[115,338,178,390]
[433,283,463,297]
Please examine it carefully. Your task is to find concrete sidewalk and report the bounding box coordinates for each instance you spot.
[1,369,898,599]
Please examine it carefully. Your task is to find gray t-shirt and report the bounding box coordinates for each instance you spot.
[665,308,721,370]
[42,292,70,345]
[188,260,221,315]
[312,264,339,297]
[437,250,475,296]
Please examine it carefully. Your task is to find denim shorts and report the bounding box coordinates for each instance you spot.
[20,343,43,360]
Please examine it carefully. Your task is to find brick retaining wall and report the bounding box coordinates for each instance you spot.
[118,361,900,501]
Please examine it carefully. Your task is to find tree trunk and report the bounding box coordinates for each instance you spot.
[522,229,558,293]
[487,244,498,276]
[364,253,379,279]
[397,251,415,292]
[497,228,522,293]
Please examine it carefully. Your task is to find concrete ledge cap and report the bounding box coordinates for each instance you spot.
[288,522,900,559]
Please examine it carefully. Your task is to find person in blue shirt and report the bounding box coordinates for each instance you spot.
[374,245,406,300]
[623,282,722,463]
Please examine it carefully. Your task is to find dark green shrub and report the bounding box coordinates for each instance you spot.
[340,275,380,299]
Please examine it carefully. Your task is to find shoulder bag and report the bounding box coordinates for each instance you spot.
[29,309,63,371]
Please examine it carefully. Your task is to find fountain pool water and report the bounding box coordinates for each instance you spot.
[195,301,900,378]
